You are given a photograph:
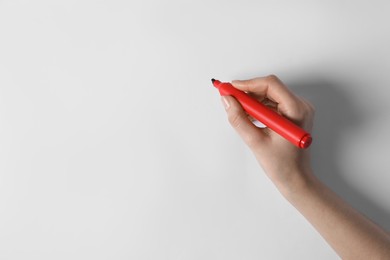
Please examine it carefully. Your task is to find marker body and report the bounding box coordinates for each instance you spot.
[212,79,312,149]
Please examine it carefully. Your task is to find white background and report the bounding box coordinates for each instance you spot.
[1,1,390,259]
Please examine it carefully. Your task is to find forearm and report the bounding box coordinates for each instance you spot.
[223,76,390,258]
[281,171,390,260]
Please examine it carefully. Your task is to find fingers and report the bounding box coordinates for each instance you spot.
[296,96,316,131]
[231,75,301,117]
[221,95,267,149]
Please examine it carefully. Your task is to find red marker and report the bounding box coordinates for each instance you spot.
[212,79,312,149]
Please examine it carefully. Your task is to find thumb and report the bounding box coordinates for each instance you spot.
[221,95,267,149]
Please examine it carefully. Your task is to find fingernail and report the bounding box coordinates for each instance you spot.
[221,96,230,110]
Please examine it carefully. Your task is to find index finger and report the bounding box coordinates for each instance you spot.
[231,75,300,116]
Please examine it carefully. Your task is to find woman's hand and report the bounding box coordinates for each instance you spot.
[220,75,390,259]
[221,75,315,193]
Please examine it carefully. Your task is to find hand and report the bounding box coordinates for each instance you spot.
[221,75,390,259]
[221,75,315,193]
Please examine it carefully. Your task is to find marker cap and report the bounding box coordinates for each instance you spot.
[299,134,312,149]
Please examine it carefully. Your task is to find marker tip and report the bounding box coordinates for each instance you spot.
[211,78,216,83]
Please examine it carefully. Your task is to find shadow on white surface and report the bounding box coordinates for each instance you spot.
[291,78,390,231]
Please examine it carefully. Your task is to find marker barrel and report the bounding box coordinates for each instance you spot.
[213,80,312,149]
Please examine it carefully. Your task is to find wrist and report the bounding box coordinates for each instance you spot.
[275,168,318,200]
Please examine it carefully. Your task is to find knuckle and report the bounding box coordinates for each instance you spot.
[243,133,260,148]
[227,111,242,129]
[304,100,316,116]
[266,74,279,82]
[298,97,316,117]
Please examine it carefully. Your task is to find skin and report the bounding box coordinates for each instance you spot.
[220,75,390,260]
